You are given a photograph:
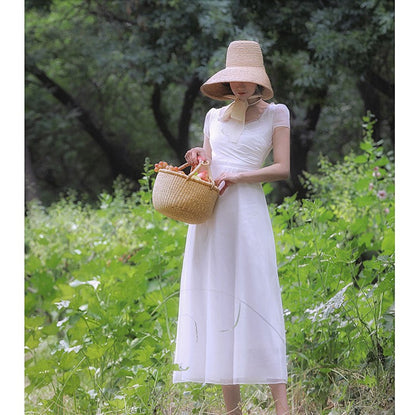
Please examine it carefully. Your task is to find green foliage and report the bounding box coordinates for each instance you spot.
[25,1,174,202]
[25,161,188,413]
[273,115,394,410]
[26,120,394,413]
[25,0,394,204]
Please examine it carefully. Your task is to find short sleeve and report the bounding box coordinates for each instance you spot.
[203,108,216,138]
[271,104,290,129]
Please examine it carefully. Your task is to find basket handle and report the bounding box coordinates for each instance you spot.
[179,160,217,189]
[177,161,192,171]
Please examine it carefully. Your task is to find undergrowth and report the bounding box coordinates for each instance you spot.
[25,116,394,414]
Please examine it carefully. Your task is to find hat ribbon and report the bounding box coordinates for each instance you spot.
[221,96,262,124]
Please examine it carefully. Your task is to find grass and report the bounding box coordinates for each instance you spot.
[26,369,394,414]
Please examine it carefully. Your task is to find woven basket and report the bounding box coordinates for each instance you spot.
[152,161,219,224]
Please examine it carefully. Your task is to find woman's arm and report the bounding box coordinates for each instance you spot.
[215,126,290,194]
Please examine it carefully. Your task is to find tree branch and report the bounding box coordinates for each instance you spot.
[290,87,328,199]
[178,76,203,153]
[151,77,203,160]
[26,62,112,152]
[151,83,182,158]
[25,61,139,179]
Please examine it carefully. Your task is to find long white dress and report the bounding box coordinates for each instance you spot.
[173,103,290,385]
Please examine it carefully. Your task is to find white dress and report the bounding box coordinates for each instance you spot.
[173,103,290,385]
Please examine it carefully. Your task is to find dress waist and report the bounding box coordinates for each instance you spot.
[211,158,262,176]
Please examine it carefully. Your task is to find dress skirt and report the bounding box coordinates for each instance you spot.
[173,181,287,385]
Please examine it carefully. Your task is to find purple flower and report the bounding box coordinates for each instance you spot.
[377,190,387,200]
[369,182,374,191]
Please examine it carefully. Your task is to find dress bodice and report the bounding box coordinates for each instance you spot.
[204,103,290,175]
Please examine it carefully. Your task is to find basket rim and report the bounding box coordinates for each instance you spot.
[157,168,220,192]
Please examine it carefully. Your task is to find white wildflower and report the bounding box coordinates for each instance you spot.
[306,283,353,322]
[88,390,98,399]
[86,279,100,290]
[57,317,69,327]
[55,300,70,310]
[69,277,100,290]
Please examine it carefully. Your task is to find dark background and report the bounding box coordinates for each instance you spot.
[25,0,394,205]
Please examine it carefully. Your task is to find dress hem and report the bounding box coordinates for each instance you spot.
[173,377,287,386]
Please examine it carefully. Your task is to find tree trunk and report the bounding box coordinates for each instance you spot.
[151,76,202,161]
[177,76,203,156]
[358,71,395,147]
[357,77,382,142]
[25,144,39,202]
[289,89,328,199]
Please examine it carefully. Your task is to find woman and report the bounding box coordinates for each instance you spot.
[173,40,290,415]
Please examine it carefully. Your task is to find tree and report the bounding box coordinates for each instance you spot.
[25,0,236,200]
[238,0,394,197]
[25,0,394,202]
[26,1,168,201]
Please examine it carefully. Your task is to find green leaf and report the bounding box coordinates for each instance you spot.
[317,210,334,222]
[263,182,273,196]
[85,344,105,360]
[59,351,81,371]
[381,229,395,255]
[25,334,40,349]
[62,374,80,394]
[350,216,368,234]
[354,154,368,164]
[374,156,390,167]
[25,256,42,274]
[358,232,374,248]
[360,141,373,153]
[46,253,62,269]
[25,316,45,329]
[354,195,374,207]
[354,177,371,192]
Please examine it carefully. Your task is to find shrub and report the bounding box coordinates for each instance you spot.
[25,118,394,413]
[273,114,394,411]
[25,164,187,413]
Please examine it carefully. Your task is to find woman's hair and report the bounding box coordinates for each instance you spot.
[222,83,233,95]
[255,85,264,95]
[222,83,264,97]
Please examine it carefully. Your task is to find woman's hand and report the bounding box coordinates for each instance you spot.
[213,128,290,193]
[215,172,241,195]
[185,147,209,166]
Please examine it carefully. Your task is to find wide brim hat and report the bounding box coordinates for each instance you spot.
[200,40,274,101]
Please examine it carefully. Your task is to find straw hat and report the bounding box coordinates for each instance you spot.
[200,40,274,101]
